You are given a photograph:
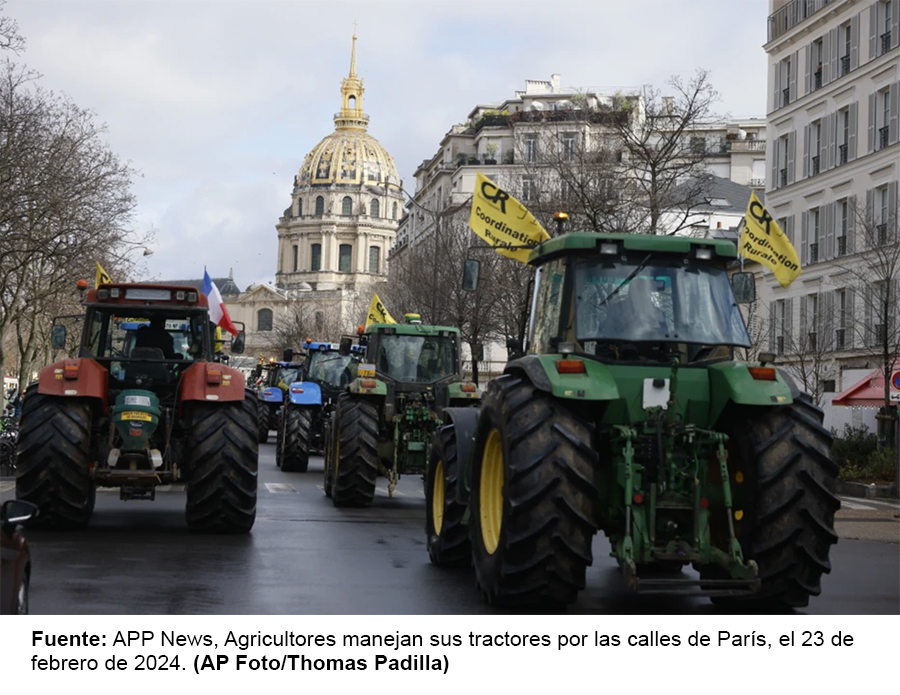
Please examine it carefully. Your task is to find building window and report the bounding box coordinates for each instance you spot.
[368,246,380,273]
[779,134,789,187]
[841,23,851,75]
[562,133,576,161]
[338,244,352,272]
[880,0,893,55]
[823,379,836,393]
[810,120,821,176]
[257,308,273,332]
[836,288,847,348]
[838,108,849,165]
[812,38,823,91]
[297,198,303,217]
[524,134,537,163]
[838,200,848,255]
[877,186,890,243]
[370,199,380,217]
[315,196,324,215]
[310,243,322,271]
[775,299,787,354]
[521,175,536,202]
[342,196,353,216]
[810,208,820,263]
[781,55,792,107]
[292,245,298,272]
[806,293,819,351]
[392,201,398,220]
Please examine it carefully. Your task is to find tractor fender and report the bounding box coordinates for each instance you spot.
[708,361,794,423]
[446,381,481,402]
[37,358,109,413]
[440,407,480,506]
[259,386,284,403]
[286,381,322,406]
[179,362,247,405]
[505,354,620,402]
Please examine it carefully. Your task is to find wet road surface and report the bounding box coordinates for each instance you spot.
[2,441,897,615]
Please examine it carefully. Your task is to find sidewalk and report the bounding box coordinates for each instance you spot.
[835,495,900,544]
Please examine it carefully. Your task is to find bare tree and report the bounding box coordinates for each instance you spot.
[837,194,900,448]
[0,42,144,384]
[770,302,840,406]
[265,297,345,356]
[0,0,23,54]
[514,70,720,236]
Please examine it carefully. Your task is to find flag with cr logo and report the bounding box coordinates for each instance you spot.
[739,191,802,288]
[366,293,396,327]
[468,171,550,264]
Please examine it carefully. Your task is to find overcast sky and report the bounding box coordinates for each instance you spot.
[6,0,771,289]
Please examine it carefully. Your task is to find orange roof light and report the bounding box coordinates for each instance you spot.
[76,279,89,290]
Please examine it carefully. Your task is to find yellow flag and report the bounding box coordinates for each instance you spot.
[366,293,396,327]
[95,262,113,288]
[468,171,551,264]
[739,191,801,288]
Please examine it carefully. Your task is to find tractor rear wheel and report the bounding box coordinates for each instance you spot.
[15,391,95,529]
[708,393,839,608]
[331,395,379,507]
[281,406,311,472]
[425,425,471,567]
[185,393,258,533]
[469,375,598,606]
[257,401,270,443]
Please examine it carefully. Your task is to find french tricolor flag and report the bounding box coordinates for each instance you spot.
[202,268,239,336]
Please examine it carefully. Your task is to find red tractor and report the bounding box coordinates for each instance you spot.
[15,283,258,533]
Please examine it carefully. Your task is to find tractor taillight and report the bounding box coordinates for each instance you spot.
[748,366,776,381]
[361,379,377,389]
[206,366,223,384]
[63,364,80,380]
[460,383,477,393]
[556,359,586,374]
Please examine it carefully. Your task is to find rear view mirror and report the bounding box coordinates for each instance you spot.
[339,337,352,356]
[282,348,293,362]
[462,259,480,292]
[51,325,67,350]
[232,332,245,354]
[731,272,756,304]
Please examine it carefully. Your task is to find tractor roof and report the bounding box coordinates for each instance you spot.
[527,232,738,265]
[85,283,211,309]
[365,323,460,337]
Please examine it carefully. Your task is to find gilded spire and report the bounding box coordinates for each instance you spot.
[349,22,357,77]
[335,26,368,131]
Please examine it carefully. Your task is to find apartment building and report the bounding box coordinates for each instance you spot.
[762,0,899,427]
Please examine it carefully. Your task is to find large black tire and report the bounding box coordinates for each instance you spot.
[331,395,379,507]
[709,393,840,608]
[469,375,598,606]
[15,391,95,529]
[323,410,339,497]
[425,425,471,567]
[257,400,271,443]
[185,393,258,533]
[281,406,312,473]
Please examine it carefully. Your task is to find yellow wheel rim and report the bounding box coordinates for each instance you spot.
[480,428,504,555]
[433,460,445,535]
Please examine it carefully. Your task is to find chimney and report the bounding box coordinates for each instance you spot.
[551,74,561,93]
[717,221,722,229]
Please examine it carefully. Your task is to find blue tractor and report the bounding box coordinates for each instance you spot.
[277,341,363,472]
[254,358,304,443]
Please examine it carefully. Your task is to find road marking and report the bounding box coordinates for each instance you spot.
[0,481,14,493]
[376,487,388,496]
[264,482,297,494]
[862,497,900,510]
[838,497,877,511]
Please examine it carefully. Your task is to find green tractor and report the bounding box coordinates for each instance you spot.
[426,233,839,608]
[323,315,480,507]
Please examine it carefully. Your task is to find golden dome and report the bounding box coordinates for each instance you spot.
[296,30,400,189]
[297,130,399,188]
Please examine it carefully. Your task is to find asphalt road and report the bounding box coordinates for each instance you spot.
[2,441,898,615]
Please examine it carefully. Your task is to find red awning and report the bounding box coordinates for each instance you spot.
[833,361,899,407]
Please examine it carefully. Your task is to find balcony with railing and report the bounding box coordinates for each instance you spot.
[841,55,850,76]
[836,328,846,350]
[807,332,818,352]
[813,69,822,90]
[782,87,791,106]
[726,139,767,152]
[837,235,847,256]
[776,335,785,355]
[750,177,766,188]
[811,155,820,176]
[879,126,889,150]
[876,223,888,244]
[882,32,892,55]
[780,168,788,187]
[838,143,847,165]
[810,242,819,263]
[768,0,835,42]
